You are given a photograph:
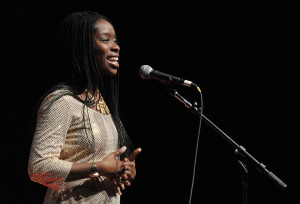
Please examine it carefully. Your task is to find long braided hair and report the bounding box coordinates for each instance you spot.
[40,11,132,158]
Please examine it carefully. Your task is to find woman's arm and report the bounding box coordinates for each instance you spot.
[28,95,74,191]
[65,146,133,182]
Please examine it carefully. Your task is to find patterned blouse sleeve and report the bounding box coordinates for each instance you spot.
[28,93,73,191]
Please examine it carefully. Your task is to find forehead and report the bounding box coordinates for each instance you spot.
[94,19,115,35]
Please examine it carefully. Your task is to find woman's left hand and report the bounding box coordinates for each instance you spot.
[113,148,142,195]
[124,147,142,179]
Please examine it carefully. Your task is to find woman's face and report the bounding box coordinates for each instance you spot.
[94,19,120,76]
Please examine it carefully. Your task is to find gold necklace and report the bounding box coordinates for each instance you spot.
[86,89,110,115]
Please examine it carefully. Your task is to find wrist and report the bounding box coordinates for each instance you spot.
[95,161,102,172]
[89,162,100,178]
[96,161,110,177]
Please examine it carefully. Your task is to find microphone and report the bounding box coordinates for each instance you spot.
[139,65,197,88]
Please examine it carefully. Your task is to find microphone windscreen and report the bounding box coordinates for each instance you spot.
[139,65,153,79]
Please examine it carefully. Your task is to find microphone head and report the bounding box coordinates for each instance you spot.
[139,65,153,79]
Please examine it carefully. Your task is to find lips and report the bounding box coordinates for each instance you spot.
[107,56,119,68]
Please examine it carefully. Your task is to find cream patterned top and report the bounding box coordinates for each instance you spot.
[28,89,120,204]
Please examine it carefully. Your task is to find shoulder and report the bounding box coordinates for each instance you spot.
[39,89,75,113]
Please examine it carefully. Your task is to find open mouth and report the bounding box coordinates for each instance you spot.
[107,56,119,68]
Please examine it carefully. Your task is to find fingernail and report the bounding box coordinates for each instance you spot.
[121,146,127,151]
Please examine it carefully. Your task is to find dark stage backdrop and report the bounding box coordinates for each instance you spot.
[2,1,299,203]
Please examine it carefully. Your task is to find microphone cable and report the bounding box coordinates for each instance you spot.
[188,86,203,204]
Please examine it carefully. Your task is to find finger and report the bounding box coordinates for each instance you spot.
[121,172,128,180]
[120,183,125,190]
[124,161,134,168]
[113,179,117,186]
[124,166,133,175]
[121,168,134,181]
[122,162,133,173]
[115,146,127,157]
[116,176,126,190]
[119,175,130,187]
[129,148,142,161]
[126,172,134,181]
[124,180,131,186]
[113,179,122,195]
[122,170,133,179]
[117,187,122,195]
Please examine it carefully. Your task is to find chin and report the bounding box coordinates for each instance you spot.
[98,64,118,76]
[101,69,118,76]
[110,71,118,76]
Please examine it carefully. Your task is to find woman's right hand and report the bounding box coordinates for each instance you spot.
[96,146,132,179]
[96,146,134,195]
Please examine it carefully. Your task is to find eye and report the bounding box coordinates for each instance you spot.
[101,38,109,42]
[113,38,118,44]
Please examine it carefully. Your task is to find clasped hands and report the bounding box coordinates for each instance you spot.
[98,146,142,195]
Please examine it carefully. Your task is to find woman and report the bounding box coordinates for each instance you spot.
[28,11,141,203]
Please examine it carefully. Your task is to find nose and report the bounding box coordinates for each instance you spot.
[111,42,120,53]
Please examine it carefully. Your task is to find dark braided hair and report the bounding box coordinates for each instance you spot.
[55,11,106,93]
[39,11,132,158]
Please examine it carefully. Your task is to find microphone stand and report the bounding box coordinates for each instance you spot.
[236,151,249,204]
[166,87,287,204]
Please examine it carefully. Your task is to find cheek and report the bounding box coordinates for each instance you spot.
[95,48,105,59]
[95,52,105,62]
[95,49,107,66]
[94,41,108,56]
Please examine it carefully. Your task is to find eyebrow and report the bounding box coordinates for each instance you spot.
[96,32,116,37]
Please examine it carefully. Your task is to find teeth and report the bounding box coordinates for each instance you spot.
[108,57,119,62]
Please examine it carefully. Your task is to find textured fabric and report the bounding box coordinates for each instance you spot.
[28,89,120,204]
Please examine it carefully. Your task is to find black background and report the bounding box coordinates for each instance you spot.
[2,0,299,203]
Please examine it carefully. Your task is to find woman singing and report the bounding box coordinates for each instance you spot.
[28,11,141,203]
